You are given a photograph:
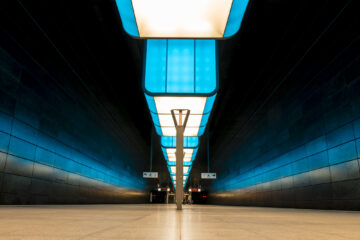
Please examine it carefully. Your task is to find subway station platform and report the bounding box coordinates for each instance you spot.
[0,204,359,240]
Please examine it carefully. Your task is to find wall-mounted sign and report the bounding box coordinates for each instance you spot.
[201,172,216,179]
[143,172,158,178]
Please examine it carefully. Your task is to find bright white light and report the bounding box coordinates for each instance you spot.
[158,188,161,191]
[170,167,189,174]
[154,97,206,136]
[167,187,170,192]
[155,97,206,114]
[166,148,194,162]
[189,188,192,192]
[131,0,233,38]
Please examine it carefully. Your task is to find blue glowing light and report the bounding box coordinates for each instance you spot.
[161,137,199,148]
[145,40,217,95]
[115,0,139,37]
[195,40,217,93]
[224,0,250,37]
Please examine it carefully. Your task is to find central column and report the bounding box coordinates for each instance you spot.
[175,111,184,210]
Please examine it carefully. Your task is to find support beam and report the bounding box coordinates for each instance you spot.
[175,123,184,210]
[171,109,190,210]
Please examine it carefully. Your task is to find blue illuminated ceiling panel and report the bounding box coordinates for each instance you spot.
[145,39,217,95]
[161,136,199,148]
[224,0,250,37]
[115,0,139,37]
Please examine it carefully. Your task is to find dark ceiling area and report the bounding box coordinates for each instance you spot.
[1,0,358,187]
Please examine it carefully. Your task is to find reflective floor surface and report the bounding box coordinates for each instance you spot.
[0,204,359,240]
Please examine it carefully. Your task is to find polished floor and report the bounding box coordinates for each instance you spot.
[0,204,359,240]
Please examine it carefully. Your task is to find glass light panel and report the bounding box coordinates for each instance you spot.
[145,40,167,92]
[224,0,250,37]
[167,40,194,93]
[115,0,139,37]
[161,136,199,148]
[145,40,217,94]
[195,40,216,93]
[131,0,233,38]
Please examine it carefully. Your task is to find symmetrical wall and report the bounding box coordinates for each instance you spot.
[209,40,360,210]
[0,46,147,204]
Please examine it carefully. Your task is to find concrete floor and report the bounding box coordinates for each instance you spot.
[0,205,359,240]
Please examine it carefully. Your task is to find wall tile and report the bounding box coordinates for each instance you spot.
[0,132,10,154]
[332,178,360,200]
[326,123,354,148]
[32,162,54,181]
[12,120,38,143]
[0,111,12,134]
[34,147,55,166]
[8,137,36,161]
[30,178,51,195]
[328,141,357,165]
[0,171,3,192]
[53,168,68,184]
[308,151,329,170]
[330,160,360,182]
[4,155,34,177]
[2,173,32,194]
[280,176,293,190]
[308,167,331,185]
[0,152,7,172]
[353,119,360,139]
[293,172,310,187]
[306,136,327,156]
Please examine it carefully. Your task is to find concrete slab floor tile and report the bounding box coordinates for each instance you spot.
[0,205,359,240]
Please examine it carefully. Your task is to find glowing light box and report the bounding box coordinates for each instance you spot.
[144,39,217,136]
[115,0,250,38]
[162,147,198,166]
[161,136,199,148]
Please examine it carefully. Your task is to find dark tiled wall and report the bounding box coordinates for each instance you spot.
[0,47,147,204]
[209,42,360,210]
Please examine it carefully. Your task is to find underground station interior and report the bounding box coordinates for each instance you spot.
[0,0,360,239]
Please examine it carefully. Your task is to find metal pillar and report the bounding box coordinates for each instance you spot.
[171,109,190,210]
[175,121,184,210]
